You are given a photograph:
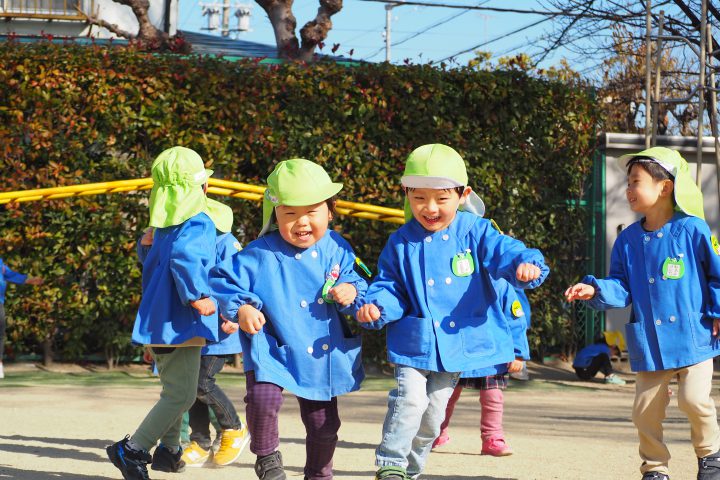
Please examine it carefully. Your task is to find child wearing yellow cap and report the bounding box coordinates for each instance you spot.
[355,144,549,480]
[566,147,720,480]
[210,158,368,480]
[106,146,232,480]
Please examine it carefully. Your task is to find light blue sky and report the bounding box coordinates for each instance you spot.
[178,0,603,73]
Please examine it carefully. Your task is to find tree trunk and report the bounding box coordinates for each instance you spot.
[233,353,242,369]
[298,0,343,62]
[256,0,300,59]
[42,336,53,367]
[105,346,116,370]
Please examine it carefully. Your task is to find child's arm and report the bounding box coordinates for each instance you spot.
[168,217,216,315]
[565,239,631,309]
[354,239,409,329]
[327,237,369,312]
[208,249,265,332]
[691,221,720,332]
[475,222,548,289]
[3,263,41,286]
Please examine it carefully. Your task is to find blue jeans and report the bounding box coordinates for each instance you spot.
[189,355,241,449]
[376,365,459,476]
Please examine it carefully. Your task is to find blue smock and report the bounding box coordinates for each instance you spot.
[209,229,368,401]
[461,279,530,378]
[583,213,720,372]
[132,212,219,346]
[358,211,549,373]
[572,343,610,369]
[0,259,28,304]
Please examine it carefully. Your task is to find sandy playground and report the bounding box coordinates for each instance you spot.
[0,360,716,480]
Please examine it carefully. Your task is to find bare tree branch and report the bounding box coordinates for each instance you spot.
[298,0,342,62]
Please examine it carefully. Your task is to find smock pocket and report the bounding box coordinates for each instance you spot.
[624,321,647,362]
[387,316,431,357]
[255,331,289,370]
[689,312,713,349]
[458,316,497,357]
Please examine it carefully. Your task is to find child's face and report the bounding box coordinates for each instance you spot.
[406,187,470,232]
[626,164,672,215]
[275,201,332,249]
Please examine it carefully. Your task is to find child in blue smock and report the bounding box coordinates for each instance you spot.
[210,159,368,480]
[433,280,530,456]
[106,146,232,480]
[572,335,625,384]
[0,259,42,379]
[566,147,720,480]
[355,144,549,480]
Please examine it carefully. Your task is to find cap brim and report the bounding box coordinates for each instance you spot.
[401,176,464,189]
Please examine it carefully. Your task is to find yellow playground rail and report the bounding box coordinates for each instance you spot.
[0,178,406,225]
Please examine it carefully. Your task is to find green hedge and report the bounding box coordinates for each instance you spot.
[0,40,600,365]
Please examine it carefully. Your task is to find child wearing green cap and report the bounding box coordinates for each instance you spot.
[106,146,233,480]
[209,158,368,480]
[355,144,549,480]
[566,146,720,480]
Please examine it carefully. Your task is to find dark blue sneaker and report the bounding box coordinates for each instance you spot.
[106,435,152,480]
[151,444,185,473]
[642,472,669,480]
[699,450,720,480]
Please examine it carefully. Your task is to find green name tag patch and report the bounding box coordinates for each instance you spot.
[662,257,685,280]
[451,250,475,277]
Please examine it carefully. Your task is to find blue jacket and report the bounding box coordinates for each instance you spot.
[209,229,368,401]
[358,211,549,373]
[572,343,610,369]
[461,280,530,378]
[583,213,720,372]
[0,258,27,304]
[132,212,220,346]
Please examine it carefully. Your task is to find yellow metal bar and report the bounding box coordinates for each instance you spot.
[0,177,406,224]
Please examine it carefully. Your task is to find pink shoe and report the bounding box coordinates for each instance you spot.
[481,437,513,456]
[432,429,450,449]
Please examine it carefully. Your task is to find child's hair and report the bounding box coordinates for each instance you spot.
[405,186,465,197]
[268,196,338,226]
[626,157,675,183]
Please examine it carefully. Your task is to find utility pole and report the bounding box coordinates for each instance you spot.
[385,3,395,62]
[222,0,231,37]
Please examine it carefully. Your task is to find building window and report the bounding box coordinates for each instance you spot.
[1,0,87,18]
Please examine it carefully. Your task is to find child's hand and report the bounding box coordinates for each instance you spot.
[328,283,357,306]
[507,359,524,374]
[713,318,720,338]
[191,297,217,316]
[564,283,596,301]
[142,348,154,364]
[356,304,381,323]
[140,227,154,246]
[516,263,541,282]
[237,304,266,335]
[25,276,43,286]
[221,315,240,334]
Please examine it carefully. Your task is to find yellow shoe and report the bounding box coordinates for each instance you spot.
[181,441,210,467]
[212,426,250,466]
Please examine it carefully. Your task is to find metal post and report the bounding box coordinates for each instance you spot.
[696,0,707,187]
[385,4,394,62]
[645,0,653,148]
[652,11,665,146]
[708,21,720,213]
[222,0,231,37]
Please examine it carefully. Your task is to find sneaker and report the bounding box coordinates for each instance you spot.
[605,374,627,385]
[180,441,210,467]
[432,428,450,449]
[255,451,286,480]
[375,466,408,480]
[106,435,152,480]
[509,363,530,381]
[151,444,185,473]
[481,437,513,456]
[642,472,669,479]
[213,426,250,466]
[699,449,720,480]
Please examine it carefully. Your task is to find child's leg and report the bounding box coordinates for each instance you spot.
[197,355,243,432]
[480,388,504,442]
[676,359,720,458]
[245,370,284,456]
[632,368,674,476]
[405,371,458,477]
[439,384,463,432]
[188,398,212,449]
[297,396,340,480]
[132,346,202,451]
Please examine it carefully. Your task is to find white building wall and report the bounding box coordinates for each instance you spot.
[600,132,720,333]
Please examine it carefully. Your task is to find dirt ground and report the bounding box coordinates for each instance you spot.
[0,360,715,480]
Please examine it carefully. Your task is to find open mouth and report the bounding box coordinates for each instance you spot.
[423,215,441,225]
[295,231,312,240]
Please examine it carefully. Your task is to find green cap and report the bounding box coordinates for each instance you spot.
[259,159,343,236]
[148,146,232,232]
[401,144,485,221]
[618,146,704,220]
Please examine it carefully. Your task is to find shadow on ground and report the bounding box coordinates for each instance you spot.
[0,465,112,479]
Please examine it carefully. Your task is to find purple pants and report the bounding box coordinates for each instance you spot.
[245,370,340,480]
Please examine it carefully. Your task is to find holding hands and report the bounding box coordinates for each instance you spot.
[237,304,266,334]
[220,314,240,334]
[564,283,596,302]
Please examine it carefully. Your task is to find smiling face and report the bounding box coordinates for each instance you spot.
[275,201,332,248]
[626,164,673,215]
[406,187,471,232]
